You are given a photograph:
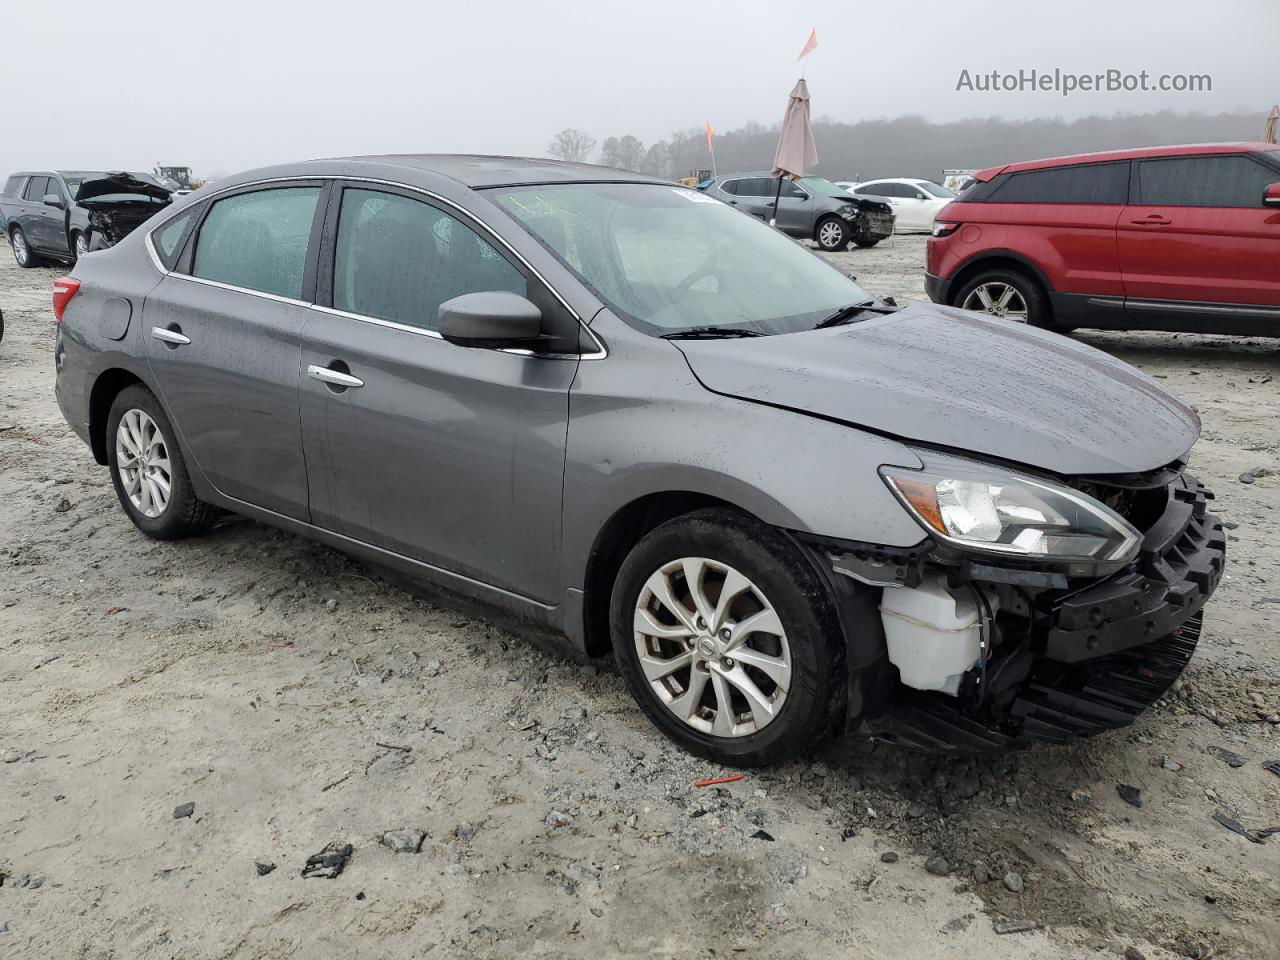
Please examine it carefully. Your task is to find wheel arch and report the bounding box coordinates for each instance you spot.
[88,368,147,465]
[580,491,758,657]
[944,250,1055,307]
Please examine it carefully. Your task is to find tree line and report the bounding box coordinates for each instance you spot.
[548,109,1265,181]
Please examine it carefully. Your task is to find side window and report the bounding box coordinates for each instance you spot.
[23,177,48,202]
[1136,155,1278,208]
[719,180,740,196]
[988,163,1128,204]
[852,184,877,195]
[737,179,767,197]
[153,211,196,269]
[46,179,65,203]
[332,188,525,332]
[2,176,23,197]
[779,180,804,199]
[192,187,321,298]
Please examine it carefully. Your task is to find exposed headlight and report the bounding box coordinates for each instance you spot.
[932,221,959,237]
[837,204,862,220]
[881,455,1140,566]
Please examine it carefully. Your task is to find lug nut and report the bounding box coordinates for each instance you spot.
[720,628,731,641]
[696,617,706,629]
[723,657,734,668]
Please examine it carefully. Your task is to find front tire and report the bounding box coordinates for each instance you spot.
[71,230,89,262]
[853,237,881,248]
[954,268,1051,329]
[106,385,218,540]
[610,509,844,767]
[814,216,851,252]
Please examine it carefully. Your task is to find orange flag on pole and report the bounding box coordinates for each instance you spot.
[705,121,715,150]
[797,27,818,61]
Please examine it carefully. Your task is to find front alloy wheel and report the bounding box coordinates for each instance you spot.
[961,281,1029,321]
[634,557,792,738]
[73,232,90,261]
[610,508,845,767]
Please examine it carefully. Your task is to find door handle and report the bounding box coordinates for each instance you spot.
[307,364,364,389]
[151,326,191,345]
[1130,216,1171,225]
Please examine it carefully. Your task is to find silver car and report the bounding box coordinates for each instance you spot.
[54,156,1224,765]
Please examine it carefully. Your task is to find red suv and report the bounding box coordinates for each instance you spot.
[925,143,1280,335]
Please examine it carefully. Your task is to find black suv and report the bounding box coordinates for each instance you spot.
[2,170,171,267]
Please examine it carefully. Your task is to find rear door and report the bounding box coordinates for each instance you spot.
[141,182,327,520]
[299,183,580,601]
[1118,152,1280,312]
[773,179,812,236]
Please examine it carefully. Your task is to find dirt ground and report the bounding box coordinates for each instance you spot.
[1,233,1278,960]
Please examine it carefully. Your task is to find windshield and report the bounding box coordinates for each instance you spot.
[491,183,872,337]
[798,177,854,199]
[919,181,957,198]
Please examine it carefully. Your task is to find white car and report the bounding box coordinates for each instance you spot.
[843,178,958,233]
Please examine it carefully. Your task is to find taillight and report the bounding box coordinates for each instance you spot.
[931,221,959,238]
[53,277,81,323]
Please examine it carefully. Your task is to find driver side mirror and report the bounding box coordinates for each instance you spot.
[914,193,927,201]
[42,193,64,209]
[1264,182,1280,208]
[438,291,544,348]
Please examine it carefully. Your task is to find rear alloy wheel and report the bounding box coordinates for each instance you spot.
[610,509,844,767]
[106,385,218,539]
[954,268,1051,329]
[11,227,40,268]
[815,216,850,252]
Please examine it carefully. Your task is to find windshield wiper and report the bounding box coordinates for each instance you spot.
[812,300,892,330]
[661,327,764,339]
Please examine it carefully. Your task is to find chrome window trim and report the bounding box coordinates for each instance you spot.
[143,174,607,360]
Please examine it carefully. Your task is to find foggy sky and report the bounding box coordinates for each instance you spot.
[5,0,1277,179]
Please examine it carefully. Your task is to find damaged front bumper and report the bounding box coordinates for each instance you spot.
[798,471,1226,753]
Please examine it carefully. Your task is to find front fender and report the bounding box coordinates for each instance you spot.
[562,318,928,592]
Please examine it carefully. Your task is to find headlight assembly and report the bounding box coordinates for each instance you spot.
[881,454,1141,566]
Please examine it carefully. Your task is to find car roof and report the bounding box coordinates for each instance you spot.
[323,154,666,188]
[974,142,1276,181]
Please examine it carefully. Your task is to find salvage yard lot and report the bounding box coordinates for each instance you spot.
[1,235,1278,959]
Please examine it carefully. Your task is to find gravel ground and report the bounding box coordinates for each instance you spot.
[1,233,1278,960]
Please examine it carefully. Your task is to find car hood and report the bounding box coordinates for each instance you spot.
[74,172,172,205]
[675,301,1199,476]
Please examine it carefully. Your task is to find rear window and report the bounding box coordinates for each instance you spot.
[1134,154,1278,208]
[986,162,1129,204]
[191,186,321,299]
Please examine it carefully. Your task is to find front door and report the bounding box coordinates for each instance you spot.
[1118,152,1280,310]
[299,184,579,602]
[142,183,326,520]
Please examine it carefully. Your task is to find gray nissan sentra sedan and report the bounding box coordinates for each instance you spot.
[53,155,1225,765]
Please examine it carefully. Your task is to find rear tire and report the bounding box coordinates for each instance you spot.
[10,227,42,268]
[954,267,1051,329]
[610,508,844,767]
[106,385,218,540]
[814,216,851,252]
